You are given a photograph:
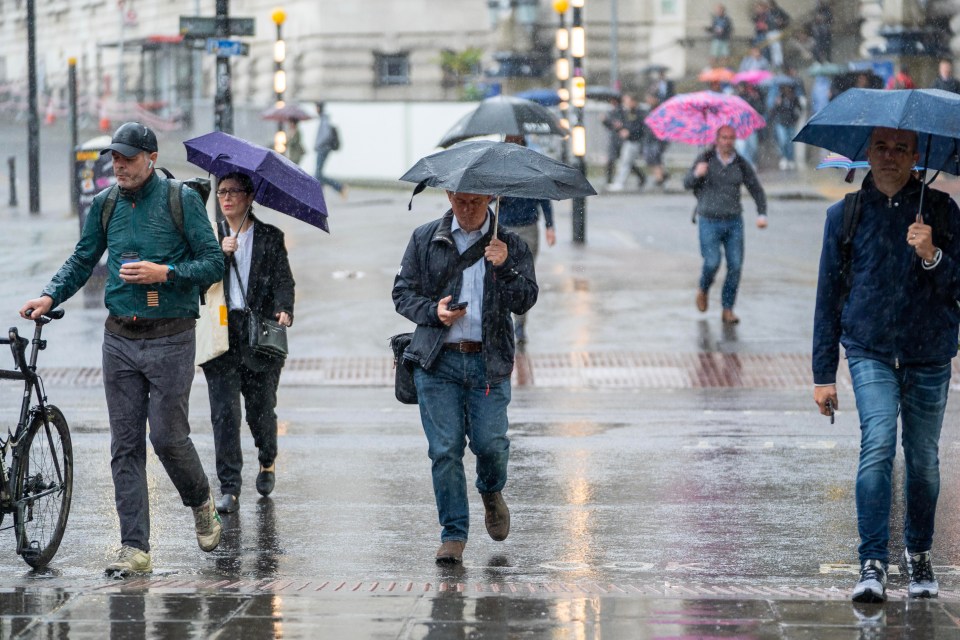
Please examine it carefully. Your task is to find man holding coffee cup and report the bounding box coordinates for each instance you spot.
[19,122,225,575]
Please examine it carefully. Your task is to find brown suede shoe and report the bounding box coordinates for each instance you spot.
[696,289,708,313]
[436,540,466,564]
[481,492,510,541]
[722,309,740,325]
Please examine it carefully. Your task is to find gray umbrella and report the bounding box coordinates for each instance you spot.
[400,140,596,203]
[437,96,568,148]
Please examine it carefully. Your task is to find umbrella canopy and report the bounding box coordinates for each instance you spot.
[437,96,567,148]
[260,104,315,122]
[585,86,621,101]
[183,131,329,232]
[759,74,800,88]
[697,67,736,84]
[815,152,869,171]
[731,69,773,85]
[806,62,845,77]
[645,91,766,145]
[793,88,960,175]
[399,141,596,203]
[640,64,670,74]
[514,88,561,107]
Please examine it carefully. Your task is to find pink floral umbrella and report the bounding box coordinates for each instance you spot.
[731,69,773,85]
[645,91,766,145]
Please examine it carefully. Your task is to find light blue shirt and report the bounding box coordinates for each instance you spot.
[446,211,489,343]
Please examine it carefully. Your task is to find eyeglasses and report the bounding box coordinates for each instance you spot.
[216,188,250,198]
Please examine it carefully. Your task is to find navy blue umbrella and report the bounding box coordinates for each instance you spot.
[793,88,960,175]
[514,88,561,107]
[184,131,329,232]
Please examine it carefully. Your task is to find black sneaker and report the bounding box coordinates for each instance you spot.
[903,548,938,598]
[851,559,887,603]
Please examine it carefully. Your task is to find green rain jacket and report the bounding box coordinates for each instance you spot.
[42,172,224,319]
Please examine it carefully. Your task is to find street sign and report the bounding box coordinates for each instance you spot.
[179,16,256,38]
[205,38,249,57]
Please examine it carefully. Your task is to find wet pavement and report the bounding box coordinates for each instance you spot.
[4,121,960,636]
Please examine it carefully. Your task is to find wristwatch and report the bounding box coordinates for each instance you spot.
[167,264,176,282]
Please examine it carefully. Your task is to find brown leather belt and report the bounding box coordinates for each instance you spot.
[443,341,483,353]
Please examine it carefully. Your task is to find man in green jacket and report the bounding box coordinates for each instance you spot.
[19,122,225,575]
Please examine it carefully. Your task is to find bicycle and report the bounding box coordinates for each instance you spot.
[0,308,72,568]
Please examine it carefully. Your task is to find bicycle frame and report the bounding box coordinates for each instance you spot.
[0,320,53,527]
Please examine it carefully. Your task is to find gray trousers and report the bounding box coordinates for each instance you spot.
[102,329,210,553]
[502,222,539,330]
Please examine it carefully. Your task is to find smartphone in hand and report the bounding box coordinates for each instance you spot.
[447,301,468,311]
[826,399,835,425]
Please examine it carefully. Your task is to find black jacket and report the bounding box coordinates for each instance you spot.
[392,210,538,382]
[202,215,296,373]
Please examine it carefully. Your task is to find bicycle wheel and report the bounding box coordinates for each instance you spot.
[13,405,73,568]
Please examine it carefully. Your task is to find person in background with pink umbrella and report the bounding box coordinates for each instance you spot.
[684,125,768,325]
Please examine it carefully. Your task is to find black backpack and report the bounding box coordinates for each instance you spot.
[838,187,954,303]
[99,167,211,234]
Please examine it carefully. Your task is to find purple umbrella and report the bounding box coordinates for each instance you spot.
[183,131,329,232]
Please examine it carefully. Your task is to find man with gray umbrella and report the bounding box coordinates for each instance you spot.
[813,126,960,603]
[392,190,538,565]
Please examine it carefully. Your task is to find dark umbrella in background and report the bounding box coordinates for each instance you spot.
[184,131,329,232]
[437,95,568,148]
[400,140,596,236]
[585,86,621,102]
[514,88,561,107]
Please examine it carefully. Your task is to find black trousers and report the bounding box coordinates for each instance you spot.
[204,353,282,497]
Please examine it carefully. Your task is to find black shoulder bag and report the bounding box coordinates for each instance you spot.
[391,229,493,404]
[229,237,288,360]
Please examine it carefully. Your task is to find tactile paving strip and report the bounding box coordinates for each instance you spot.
[20,352,860,390]
[92,578,956,601]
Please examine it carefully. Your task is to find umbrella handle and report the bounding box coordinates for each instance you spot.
[493,196,500,240]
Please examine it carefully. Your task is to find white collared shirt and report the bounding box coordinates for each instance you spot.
[228,224,255,311]
[445,211,489,342]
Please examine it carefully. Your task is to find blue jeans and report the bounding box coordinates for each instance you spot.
[774,124,796,162]
[314,147,343,193]
[414,351,511,542]
[848,357,952,563]
[698,216,744,310]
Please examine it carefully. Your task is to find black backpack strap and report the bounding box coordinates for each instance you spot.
[166,180,185,236]
[838,191,862,305]
[100,185,120,232]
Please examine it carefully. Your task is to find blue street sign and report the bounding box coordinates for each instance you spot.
[205,38,248,57]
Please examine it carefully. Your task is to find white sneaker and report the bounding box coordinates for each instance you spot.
[192,494,223,552]
[606,183,624,192]
[105,545,153,575]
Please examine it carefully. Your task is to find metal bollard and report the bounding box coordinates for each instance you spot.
[7,156,16,207]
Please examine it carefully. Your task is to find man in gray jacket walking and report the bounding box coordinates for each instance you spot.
[683,125,768,324]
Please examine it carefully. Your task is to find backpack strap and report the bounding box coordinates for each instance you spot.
[166,180,185,236]
[838,191,862,305]
[100,185,120,232]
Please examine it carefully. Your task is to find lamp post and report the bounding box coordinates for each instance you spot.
[552,0,570,165]
[271,7,287,154]
[570,0,586,244]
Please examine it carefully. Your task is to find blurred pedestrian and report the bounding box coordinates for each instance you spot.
[500,135,555,346]
[738,46,770,73]
[606,93,647,192]
[813,127,960,603]
[285,119,305,166]
[201,172,295,515]
[810,3,833,63]
[885,66,915,90]
[602,96,647,187]
[932,59,960,94]
[313,101,347,198]
[770,83,801,170]
[652,69,676,102]
[392,191,538,565]
[642,92,670,187]
[706,3,733,67]
[19,122,225,575]
[684,125,768,324]
[733,82,764,166]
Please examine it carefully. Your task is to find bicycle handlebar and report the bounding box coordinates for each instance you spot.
[6,327,28,374]
[23,308,65,325]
